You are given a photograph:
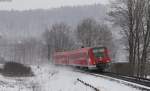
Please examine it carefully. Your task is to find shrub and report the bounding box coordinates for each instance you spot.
[2,62,34,77]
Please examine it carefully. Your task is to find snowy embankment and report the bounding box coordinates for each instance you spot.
[0,64,142,91]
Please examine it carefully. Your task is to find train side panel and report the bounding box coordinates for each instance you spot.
[52,47,111,71]
[68,51,88,67]
[53,53,68,65]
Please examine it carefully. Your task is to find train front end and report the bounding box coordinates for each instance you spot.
[89,47,111,71]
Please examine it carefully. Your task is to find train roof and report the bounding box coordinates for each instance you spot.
[53,46,107,56]
[54,47,90,55]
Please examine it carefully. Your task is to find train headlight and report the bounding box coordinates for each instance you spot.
[107,59,110,62]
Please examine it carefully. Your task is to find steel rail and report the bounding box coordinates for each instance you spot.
[75,70,150,91]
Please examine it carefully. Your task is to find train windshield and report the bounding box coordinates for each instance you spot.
[92,47,105,58]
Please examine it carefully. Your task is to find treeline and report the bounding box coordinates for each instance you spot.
[0,38,47,64]
[43,18,116,61]
[109,0,150,78]
[0,18,115,65]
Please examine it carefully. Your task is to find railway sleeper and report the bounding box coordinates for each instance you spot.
[77,78,100,91]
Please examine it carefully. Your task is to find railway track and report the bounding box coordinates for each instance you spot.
[76,69,150,91]
[101,72,150,87]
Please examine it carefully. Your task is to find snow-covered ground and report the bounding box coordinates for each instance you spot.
[0,64,143,91]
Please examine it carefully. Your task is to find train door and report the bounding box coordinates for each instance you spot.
[87,48,97,69]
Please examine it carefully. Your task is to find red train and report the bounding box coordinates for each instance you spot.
[52,47,111,71]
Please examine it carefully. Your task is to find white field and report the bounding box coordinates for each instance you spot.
[0,64,143,91]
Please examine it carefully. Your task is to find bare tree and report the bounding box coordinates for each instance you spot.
[43,23,74,60]
[13,38,45,64]
[76,18,113,46]
[109,0,150,77]
[76,18,115,59]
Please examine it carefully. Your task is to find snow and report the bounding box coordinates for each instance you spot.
[0,64,143,91]
[147,76,150,79]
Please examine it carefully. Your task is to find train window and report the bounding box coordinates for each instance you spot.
[69,52,87,61]
[93,47,105,58]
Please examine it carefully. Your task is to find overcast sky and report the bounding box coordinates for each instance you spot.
[0,0,109,10]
